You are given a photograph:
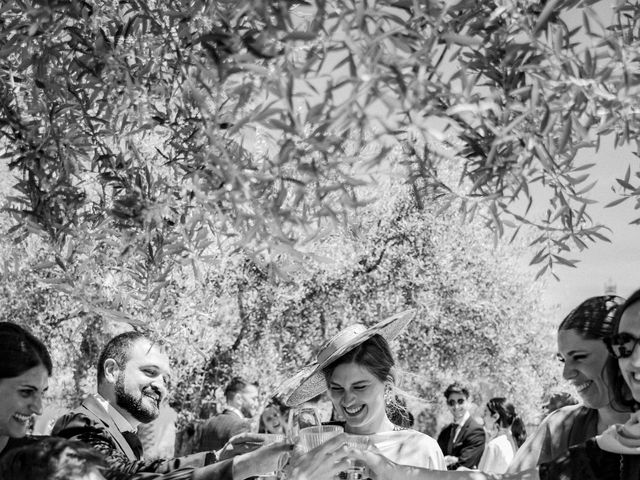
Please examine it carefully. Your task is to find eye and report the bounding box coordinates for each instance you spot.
[143,368,158,377]
[19,389,33,398]
[354,385,367,391]
[330,385,343,392]
[572,355,587,361]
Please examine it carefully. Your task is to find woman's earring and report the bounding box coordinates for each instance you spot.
[384,384,392,402]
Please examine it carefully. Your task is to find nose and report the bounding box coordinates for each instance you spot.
[341,389,358,406]
[562,361,576,380]
[629,342,640,366]
[30,394,43,415]
[152,376,168,397]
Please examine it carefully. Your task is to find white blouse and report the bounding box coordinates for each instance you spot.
[477,431,517,474]
[368,429,447,470]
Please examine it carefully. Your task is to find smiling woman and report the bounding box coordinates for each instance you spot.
[508,295,632,472]
[282,311,446,470]
[0,322,52,458]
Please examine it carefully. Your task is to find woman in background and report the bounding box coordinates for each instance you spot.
[258,397,288,435]
[476,398,526,474]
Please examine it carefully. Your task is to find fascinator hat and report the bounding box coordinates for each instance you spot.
[280,310,415,407]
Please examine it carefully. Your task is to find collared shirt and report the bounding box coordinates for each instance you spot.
[452,411,470,444]
[94,393,139,433]
[224,405,246,419]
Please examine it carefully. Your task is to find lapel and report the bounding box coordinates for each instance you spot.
[79,396,138,461]
[453,417,471,446]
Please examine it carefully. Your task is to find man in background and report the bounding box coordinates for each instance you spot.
[198,377,260,452]
[437,382,486,470]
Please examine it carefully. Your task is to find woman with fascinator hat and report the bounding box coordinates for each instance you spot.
[280,310,446,470]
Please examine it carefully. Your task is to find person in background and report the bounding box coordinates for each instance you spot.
[0,322,52,458]
[436,382,485,470]
[508,295,631,472]
[198,377,260,452]
[258,397,288,435]
[282,311,445,470]
[476,398,526,474]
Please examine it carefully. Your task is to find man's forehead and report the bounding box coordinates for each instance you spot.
[128,339,171,367]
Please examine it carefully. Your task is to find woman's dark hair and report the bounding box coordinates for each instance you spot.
[611,288,640,410]
[558,295,626,412]
[0,322,52,379]
[486,397,527,448]
[258,396,289,434]
[322,334,395,384]
[558,295,623,339]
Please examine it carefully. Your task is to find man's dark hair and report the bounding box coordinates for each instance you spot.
[443,382,470,399]
[97,331,147,384]
[224,376,257,402]
[0,437,106,480]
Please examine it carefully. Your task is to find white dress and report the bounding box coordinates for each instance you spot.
[477,431,517,474]
[368,429,447,470]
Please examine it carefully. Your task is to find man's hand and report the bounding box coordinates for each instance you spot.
[217,432,268,460]
[232,441,293,479]
[444,455,459,466]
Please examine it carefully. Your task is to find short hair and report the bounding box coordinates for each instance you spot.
[0,437,106,480]
[0,322,52,379]
[443,382,469,399]
[322,334,395,384]
[97,331,148,384]
[558,295,623,340]
[224,377,258,402]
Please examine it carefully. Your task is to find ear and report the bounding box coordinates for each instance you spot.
[103,358,121,384]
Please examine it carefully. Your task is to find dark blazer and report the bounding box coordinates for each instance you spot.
[437,416,486,470]
[53,395,230,479]
[198,410,252,452]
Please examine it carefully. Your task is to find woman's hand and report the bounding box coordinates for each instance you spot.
[283,433,352,480]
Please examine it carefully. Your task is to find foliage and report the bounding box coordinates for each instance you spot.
[1,0,640,292]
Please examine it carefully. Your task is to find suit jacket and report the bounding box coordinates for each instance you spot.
[198,409,252,452]
[52,395,232,479]
[437,416,486,470]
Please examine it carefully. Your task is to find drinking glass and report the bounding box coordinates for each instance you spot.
[299,425,344,453]
[254,433,287,480]
[286,406,322,440]
[342,434,370,480]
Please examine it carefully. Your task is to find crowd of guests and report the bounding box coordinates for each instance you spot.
[2,289,640,479]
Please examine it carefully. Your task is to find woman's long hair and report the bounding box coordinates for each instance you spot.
[486,397,527,448]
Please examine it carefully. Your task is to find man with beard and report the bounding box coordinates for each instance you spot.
[198,377,260,452]
[52,332,287,479]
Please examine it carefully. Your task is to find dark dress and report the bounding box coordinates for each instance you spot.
[539,439,640,480]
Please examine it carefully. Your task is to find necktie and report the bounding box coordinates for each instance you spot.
[447,423,458,454]
[122,431,144,459]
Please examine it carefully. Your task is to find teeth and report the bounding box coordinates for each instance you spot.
[575,381,592,393]
[13,414,31,423]
[632,372,640,381]
[344,405,364,414]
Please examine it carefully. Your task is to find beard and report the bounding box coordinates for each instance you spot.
[115,375,161,424]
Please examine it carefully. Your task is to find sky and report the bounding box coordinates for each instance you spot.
[535,136,640,316]
[531,4,640,316]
